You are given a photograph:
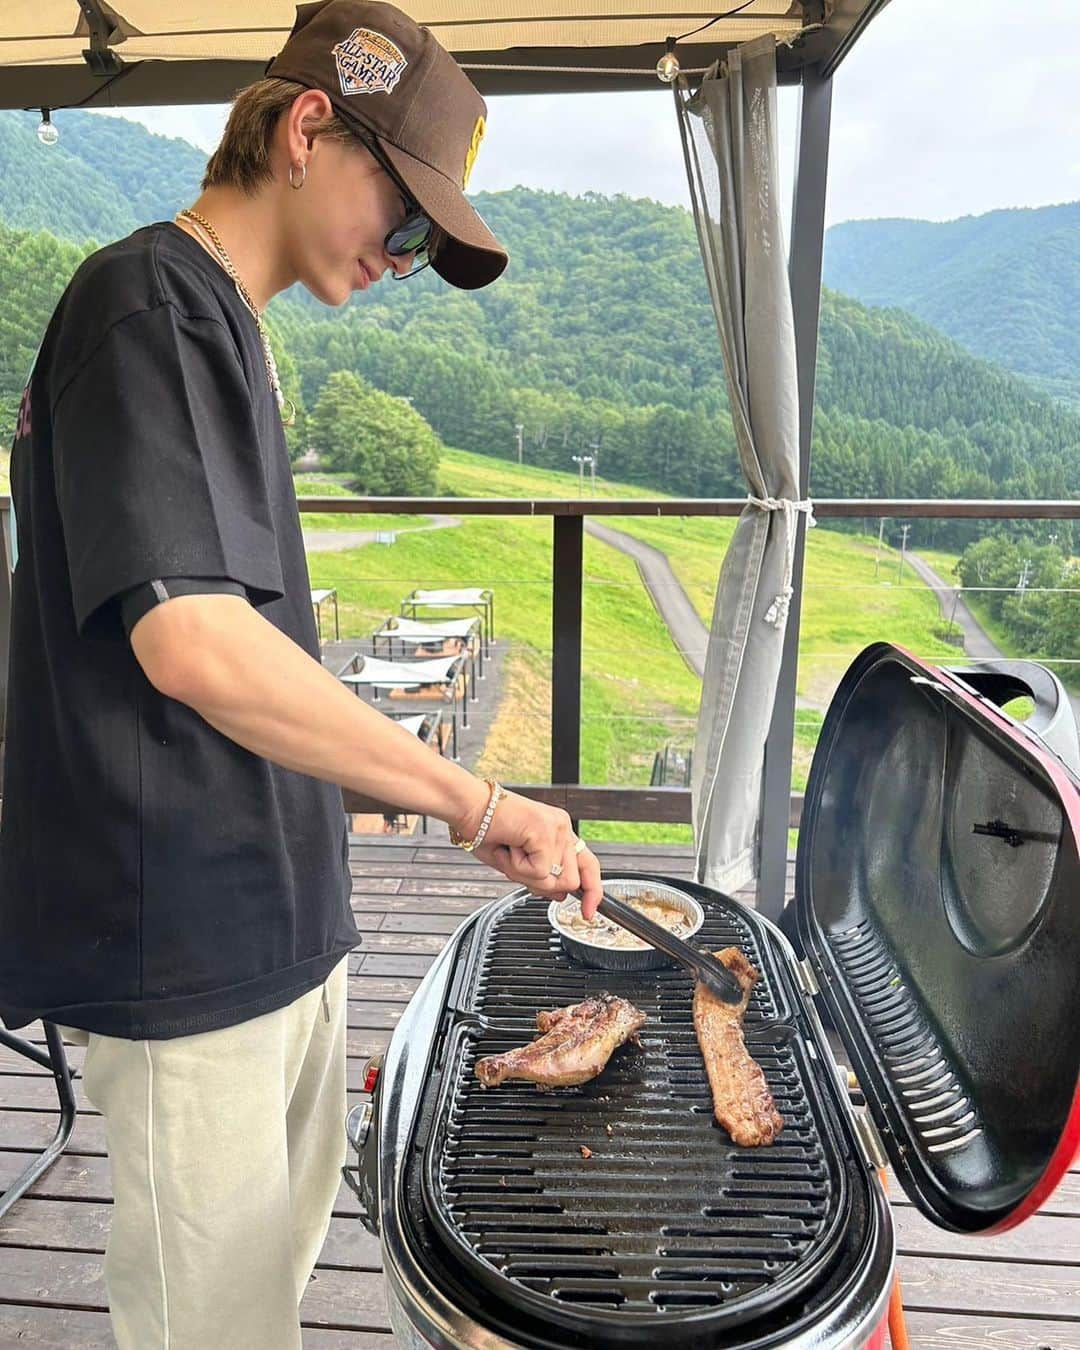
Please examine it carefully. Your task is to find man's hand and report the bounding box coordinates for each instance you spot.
[455,788,603,917]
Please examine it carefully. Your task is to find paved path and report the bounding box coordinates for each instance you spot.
[585,521,822,714]
[585,520,710,677]
[906,553,1001,661]
[302,513,461,552]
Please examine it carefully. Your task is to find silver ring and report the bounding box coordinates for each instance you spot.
[573,838,587,855]
[549,862,565,878]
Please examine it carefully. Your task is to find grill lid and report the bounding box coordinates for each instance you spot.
[794,642,1080,1232]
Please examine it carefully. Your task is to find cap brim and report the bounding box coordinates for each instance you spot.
[377,138,508,290]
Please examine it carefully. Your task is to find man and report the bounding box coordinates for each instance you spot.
[0,3,602,1346]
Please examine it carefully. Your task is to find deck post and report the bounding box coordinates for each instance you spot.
[759,66,833,919]
[551,514,584,787]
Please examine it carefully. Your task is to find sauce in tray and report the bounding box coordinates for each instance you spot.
[554,891,696,950]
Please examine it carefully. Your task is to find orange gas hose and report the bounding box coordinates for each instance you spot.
[887,1276,910,1350]
[878,1168,911,1350]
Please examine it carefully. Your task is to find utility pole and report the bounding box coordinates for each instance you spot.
[514,423,524,465]
[573,454,596,495]
[1017,558,1033,606]
[897,523,911,584]
[571,453,596,494]
[588,440,600,496]
[874,518,885,580]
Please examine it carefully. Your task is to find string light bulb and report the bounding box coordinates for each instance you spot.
[37,108,59,146]
[656,38,680,83]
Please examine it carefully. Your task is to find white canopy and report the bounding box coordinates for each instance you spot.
[392,713,430,737]
[405,588,490,606]
[376,616,479,640]
[341,654,460,690]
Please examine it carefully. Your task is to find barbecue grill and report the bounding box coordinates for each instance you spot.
[345,644,1080,1348]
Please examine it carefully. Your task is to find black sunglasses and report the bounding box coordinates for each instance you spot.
[361,135,437,280]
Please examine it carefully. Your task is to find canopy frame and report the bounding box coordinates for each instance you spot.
[0,1,893,105]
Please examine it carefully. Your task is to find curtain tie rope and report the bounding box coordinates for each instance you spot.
[746,495,816,628]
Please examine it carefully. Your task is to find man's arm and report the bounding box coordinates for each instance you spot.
[130,593,603,911]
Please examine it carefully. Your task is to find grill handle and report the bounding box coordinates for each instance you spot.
[596,891,745,1005]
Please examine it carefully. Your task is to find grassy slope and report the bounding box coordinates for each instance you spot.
[581,510,960,796]
[301,452,703,841]
[437,447,646,498]
[438,450,959,707]
[583,511,960,706]
[303,505,701,842]
[302,447,967,841]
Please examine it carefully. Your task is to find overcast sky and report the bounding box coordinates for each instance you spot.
[91,0,1079,228]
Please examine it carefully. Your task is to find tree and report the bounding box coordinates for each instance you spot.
[309,370,441,494]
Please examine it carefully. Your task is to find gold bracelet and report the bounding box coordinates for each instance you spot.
[450,779,503,852]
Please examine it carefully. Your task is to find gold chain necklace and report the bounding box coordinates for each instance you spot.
[175,208,295,426]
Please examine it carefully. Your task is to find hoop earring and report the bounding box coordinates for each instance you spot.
[289,162,306,190]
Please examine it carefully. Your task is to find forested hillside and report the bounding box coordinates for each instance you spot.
[2,107,1077,547]
[824,203,1080,406]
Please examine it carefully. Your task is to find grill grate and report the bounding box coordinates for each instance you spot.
[416,887,855,1340]
[829,919,983,1157]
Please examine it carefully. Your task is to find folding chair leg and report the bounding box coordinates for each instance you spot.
[0,1022,77,1221]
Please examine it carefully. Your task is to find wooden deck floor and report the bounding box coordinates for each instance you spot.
[1,837,1078,1348]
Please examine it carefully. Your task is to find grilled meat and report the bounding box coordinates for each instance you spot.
[475,993,647,1089]
[693,948,784,1147]
[535,1005,572,1034]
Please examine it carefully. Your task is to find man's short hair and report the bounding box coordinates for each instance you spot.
[202,78,363,194]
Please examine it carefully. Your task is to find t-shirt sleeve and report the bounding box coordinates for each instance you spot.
[119,576,249,641]
[51,301,285,639]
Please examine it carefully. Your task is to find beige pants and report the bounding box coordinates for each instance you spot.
[60,955,349,1350]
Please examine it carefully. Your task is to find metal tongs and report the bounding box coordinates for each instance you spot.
[594,890,798,1047]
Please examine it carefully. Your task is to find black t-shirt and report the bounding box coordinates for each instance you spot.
[0,222,359,1040]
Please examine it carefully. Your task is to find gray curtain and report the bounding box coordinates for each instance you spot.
[679,36,810,894]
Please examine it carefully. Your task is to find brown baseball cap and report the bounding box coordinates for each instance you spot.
[266,0,507,290]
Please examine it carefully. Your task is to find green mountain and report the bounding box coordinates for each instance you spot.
[1,108,1078,549]
[823,203,1080,405]
[0,110,205,242]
